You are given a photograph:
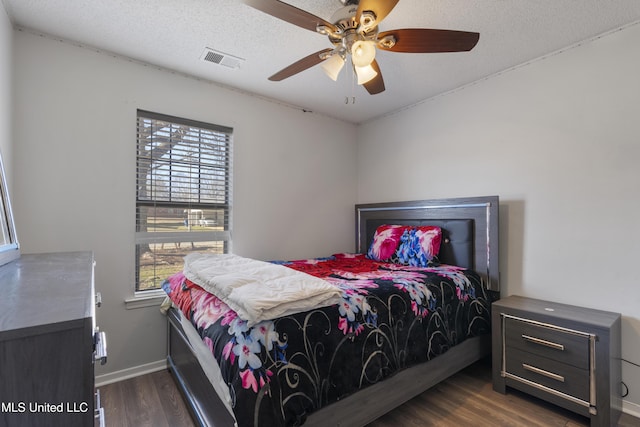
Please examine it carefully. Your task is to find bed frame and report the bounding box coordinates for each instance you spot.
[166,195,500,426]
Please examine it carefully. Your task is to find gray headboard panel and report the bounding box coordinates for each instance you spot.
[363,218,474,269]
[355,196,500,292]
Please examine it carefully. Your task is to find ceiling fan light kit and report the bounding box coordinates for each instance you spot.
[351,40,376,67]
[354,64,378,84]
[244,0,480,94]
[320,53,345,81]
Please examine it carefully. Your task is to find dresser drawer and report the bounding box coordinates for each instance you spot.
[505,347,589,401]
[504,316,590,369]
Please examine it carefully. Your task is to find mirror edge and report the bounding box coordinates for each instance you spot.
[0,149,19,267]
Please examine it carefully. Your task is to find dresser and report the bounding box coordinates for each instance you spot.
[0,252,106,427]
[492,295,621,427]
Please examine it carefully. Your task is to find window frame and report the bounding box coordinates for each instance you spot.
[132,110,232,303]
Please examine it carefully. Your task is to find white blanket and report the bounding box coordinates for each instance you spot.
[183,253,343,327]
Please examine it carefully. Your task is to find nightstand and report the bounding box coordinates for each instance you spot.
[492,295,621,427]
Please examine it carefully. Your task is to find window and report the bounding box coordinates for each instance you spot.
[135,110,232,291]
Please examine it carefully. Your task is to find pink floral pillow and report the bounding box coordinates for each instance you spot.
[367,225,406,261]
[367,224,442,267]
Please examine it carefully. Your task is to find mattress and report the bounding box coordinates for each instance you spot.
[162,253,493,427]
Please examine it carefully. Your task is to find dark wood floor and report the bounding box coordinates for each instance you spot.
[100,358,637,427]
[100,367,195,427]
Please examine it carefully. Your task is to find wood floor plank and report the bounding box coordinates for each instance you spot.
[152,370,197,427]
[444,375,566,427]
[99,380,127,427]
[116,374,174,427]
[100,361,637,427]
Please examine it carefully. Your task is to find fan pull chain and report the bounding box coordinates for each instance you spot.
[351,63,356,104]
[345,63,356,104]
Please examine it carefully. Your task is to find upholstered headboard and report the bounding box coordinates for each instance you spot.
[355,196,500,292]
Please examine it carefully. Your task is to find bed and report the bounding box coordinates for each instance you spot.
[163,196,500,427]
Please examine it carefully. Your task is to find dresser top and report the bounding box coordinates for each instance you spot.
[0,251,94,339]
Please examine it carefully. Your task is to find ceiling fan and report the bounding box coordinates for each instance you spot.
[243,0,480,95]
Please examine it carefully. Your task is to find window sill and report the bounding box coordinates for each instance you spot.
[125,289,167,310]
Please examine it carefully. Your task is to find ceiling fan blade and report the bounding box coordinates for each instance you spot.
[268,48,334,81]
[378,28,480,53]
[244,0,338,33]
[363,60,385,95]
[357,0,400,26]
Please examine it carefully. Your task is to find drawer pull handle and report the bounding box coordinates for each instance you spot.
[95,389,105,427]
[94,330,108,365]
[522,363,565,383]
[95,407,106,427]
[522,334,564,351]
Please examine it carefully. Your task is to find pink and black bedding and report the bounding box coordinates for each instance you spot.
[162,245,493,426]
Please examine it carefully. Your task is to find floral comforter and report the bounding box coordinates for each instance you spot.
[162,253,493,427]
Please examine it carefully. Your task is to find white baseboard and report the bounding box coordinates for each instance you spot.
[95,359,167,387]
[623,400,640,419]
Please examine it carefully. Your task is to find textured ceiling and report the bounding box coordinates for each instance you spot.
[4,0,640,123]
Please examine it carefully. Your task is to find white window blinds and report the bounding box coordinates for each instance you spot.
[135,110,232,291]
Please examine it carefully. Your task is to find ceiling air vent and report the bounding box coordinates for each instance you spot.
[200,48,244,69]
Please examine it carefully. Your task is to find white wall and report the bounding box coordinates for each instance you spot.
[357,23,640,413]
[12,30,358,378]
[0,3,11,186]
[10,7,640,415]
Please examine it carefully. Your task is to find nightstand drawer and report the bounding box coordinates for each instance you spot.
[506,348,589,402]
[504,316,590,369]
